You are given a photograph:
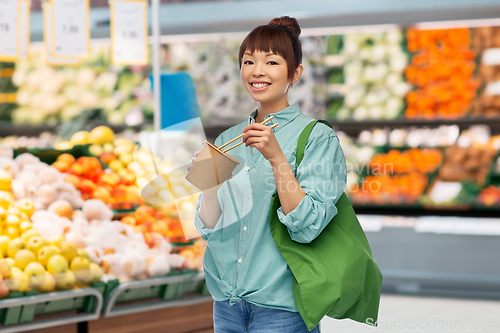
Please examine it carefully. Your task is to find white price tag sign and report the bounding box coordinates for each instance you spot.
[111,0,148,65]
[52,0,89,58]
[0,0,19,61]
[18,0,29,60]
[43,3,79,66]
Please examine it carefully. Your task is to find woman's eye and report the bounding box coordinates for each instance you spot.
[243,60,253,65]
[268,61,278,65]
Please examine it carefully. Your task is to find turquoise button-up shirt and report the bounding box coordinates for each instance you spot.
[194,103,347,312]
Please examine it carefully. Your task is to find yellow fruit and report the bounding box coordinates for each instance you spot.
[89,263,103,283]
[59,241,78,262]
[88,126,115,145]
[19,221,33,234]
[15,198,35,218]
[38,272,56,292]
[0,258,12,278]
[6,227,19,241]
[49,245,60,254]
[0,207,6,225]
[6,270,29,292]
[77,249,91,261]
[14,249,36,270]
[27,236,47,255]
[102,143,114,153]
[0,191,13,210]
[108,160,124,171]
[6,214,20,229]
[114,138,134,147]
[21,229,40,242]
[70,131,90,145]
[7,238,26,258]
[88,144,104,157]
[55,270,76,290]
[119,153,133,166]
[47,255,68,274]
[24,262,46,288]
[37,246,58,267]
[55,141,73,150]
[70,257,90,282]
[0,170,13,191]
[47,235,65,247]
[0,236,9,256]
[5,258,15,268]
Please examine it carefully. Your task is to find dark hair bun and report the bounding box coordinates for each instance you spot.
[269,16,301,36]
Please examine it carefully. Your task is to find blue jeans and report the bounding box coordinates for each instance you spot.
[213,300,320,333]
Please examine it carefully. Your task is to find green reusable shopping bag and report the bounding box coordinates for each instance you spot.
[269,120,382,331]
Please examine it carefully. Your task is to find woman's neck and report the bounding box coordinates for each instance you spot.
[254,99,290,123]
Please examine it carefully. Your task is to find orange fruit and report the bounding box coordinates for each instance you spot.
[55,204,74,219]
[52,160,70,172]
[57,153,76,165]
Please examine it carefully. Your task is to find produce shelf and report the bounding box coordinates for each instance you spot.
[102,271,211,318]
[0,287,103,333]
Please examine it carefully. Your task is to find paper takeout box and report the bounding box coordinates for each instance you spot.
[185,141,240,191]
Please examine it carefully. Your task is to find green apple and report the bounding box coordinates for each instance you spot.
[0,236,10,256]
[24,262,46,288]
[59,241,78,262]
[55,270,76,290]
[89,263,103,283]
[19,221,33,234]
[14,249,36,270]
[5,227,19,240]
[37,246,58,267]
[7,238,26,258]
[70,257,90,282]
[27,236,47,255]
[47,235,65,247]
[38,272,56,292]
[47,255,68,274]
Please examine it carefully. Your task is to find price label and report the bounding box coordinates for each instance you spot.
[52,0,89,58]
[111,0,148,65]
[0,0,19,61]
[43,2,79,66]
[19,0,29,60]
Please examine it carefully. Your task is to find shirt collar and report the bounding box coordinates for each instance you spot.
[247,103,302,132]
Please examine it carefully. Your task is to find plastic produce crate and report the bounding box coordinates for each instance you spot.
[102,270,212,318]
[0,282,105,332]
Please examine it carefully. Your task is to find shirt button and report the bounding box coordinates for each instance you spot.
[238,258,243,264]
[243,226,247,231]
[246,166,250,171]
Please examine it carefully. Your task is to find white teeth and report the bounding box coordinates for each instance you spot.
[252,83,270,88]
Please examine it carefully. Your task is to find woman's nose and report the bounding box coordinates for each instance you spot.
[252,63,265,77]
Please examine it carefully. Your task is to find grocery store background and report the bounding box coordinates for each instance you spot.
[1,0,500,332]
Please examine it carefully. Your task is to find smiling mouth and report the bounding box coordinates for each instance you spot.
[251,83,271,88]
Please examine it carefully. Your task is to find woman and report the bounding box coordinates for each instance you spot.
[190,16,347,333]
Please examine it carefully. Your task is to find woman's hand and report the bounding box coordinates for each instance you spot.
[242,123,284,161]
[188,140,232,195]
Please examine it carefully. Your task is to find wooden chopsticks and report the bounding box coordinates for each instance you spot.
[218,116,275,150]
[222,123,279,153]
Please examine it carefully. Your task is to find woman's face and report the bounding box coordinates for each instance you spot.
[240,50,292,107]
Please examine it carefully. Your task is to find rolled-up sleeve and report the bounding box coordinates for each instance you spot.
[276,133,347,243]
[193,134,225,241]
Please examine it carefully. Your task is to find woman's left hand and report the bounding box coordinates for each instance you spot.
[242,123,283,161]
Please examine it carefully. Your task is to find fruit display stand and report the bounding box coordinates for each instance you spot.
[0,284,104,333]
[101,270,210,318]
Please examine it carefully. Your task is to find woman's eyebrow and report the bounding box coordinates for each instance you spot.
[244,52,253,56]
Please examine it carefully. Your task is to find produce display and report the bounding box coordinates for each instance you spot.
[0,62,16,122]
[327,30,411,120]
[437,145,497,186]
[11,46,153,125]
[0,132,58,149]
[477,185,500,207]
[405,28,479,119]
[473,26,500,117]
[369,148,443,174]
[350,172,428,205]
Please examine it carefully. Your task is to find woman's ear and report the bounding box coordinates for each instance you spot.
[291,64,304,85]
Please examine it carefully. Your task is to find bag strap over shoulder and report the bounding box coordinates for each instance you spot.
[296,120,333,171]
